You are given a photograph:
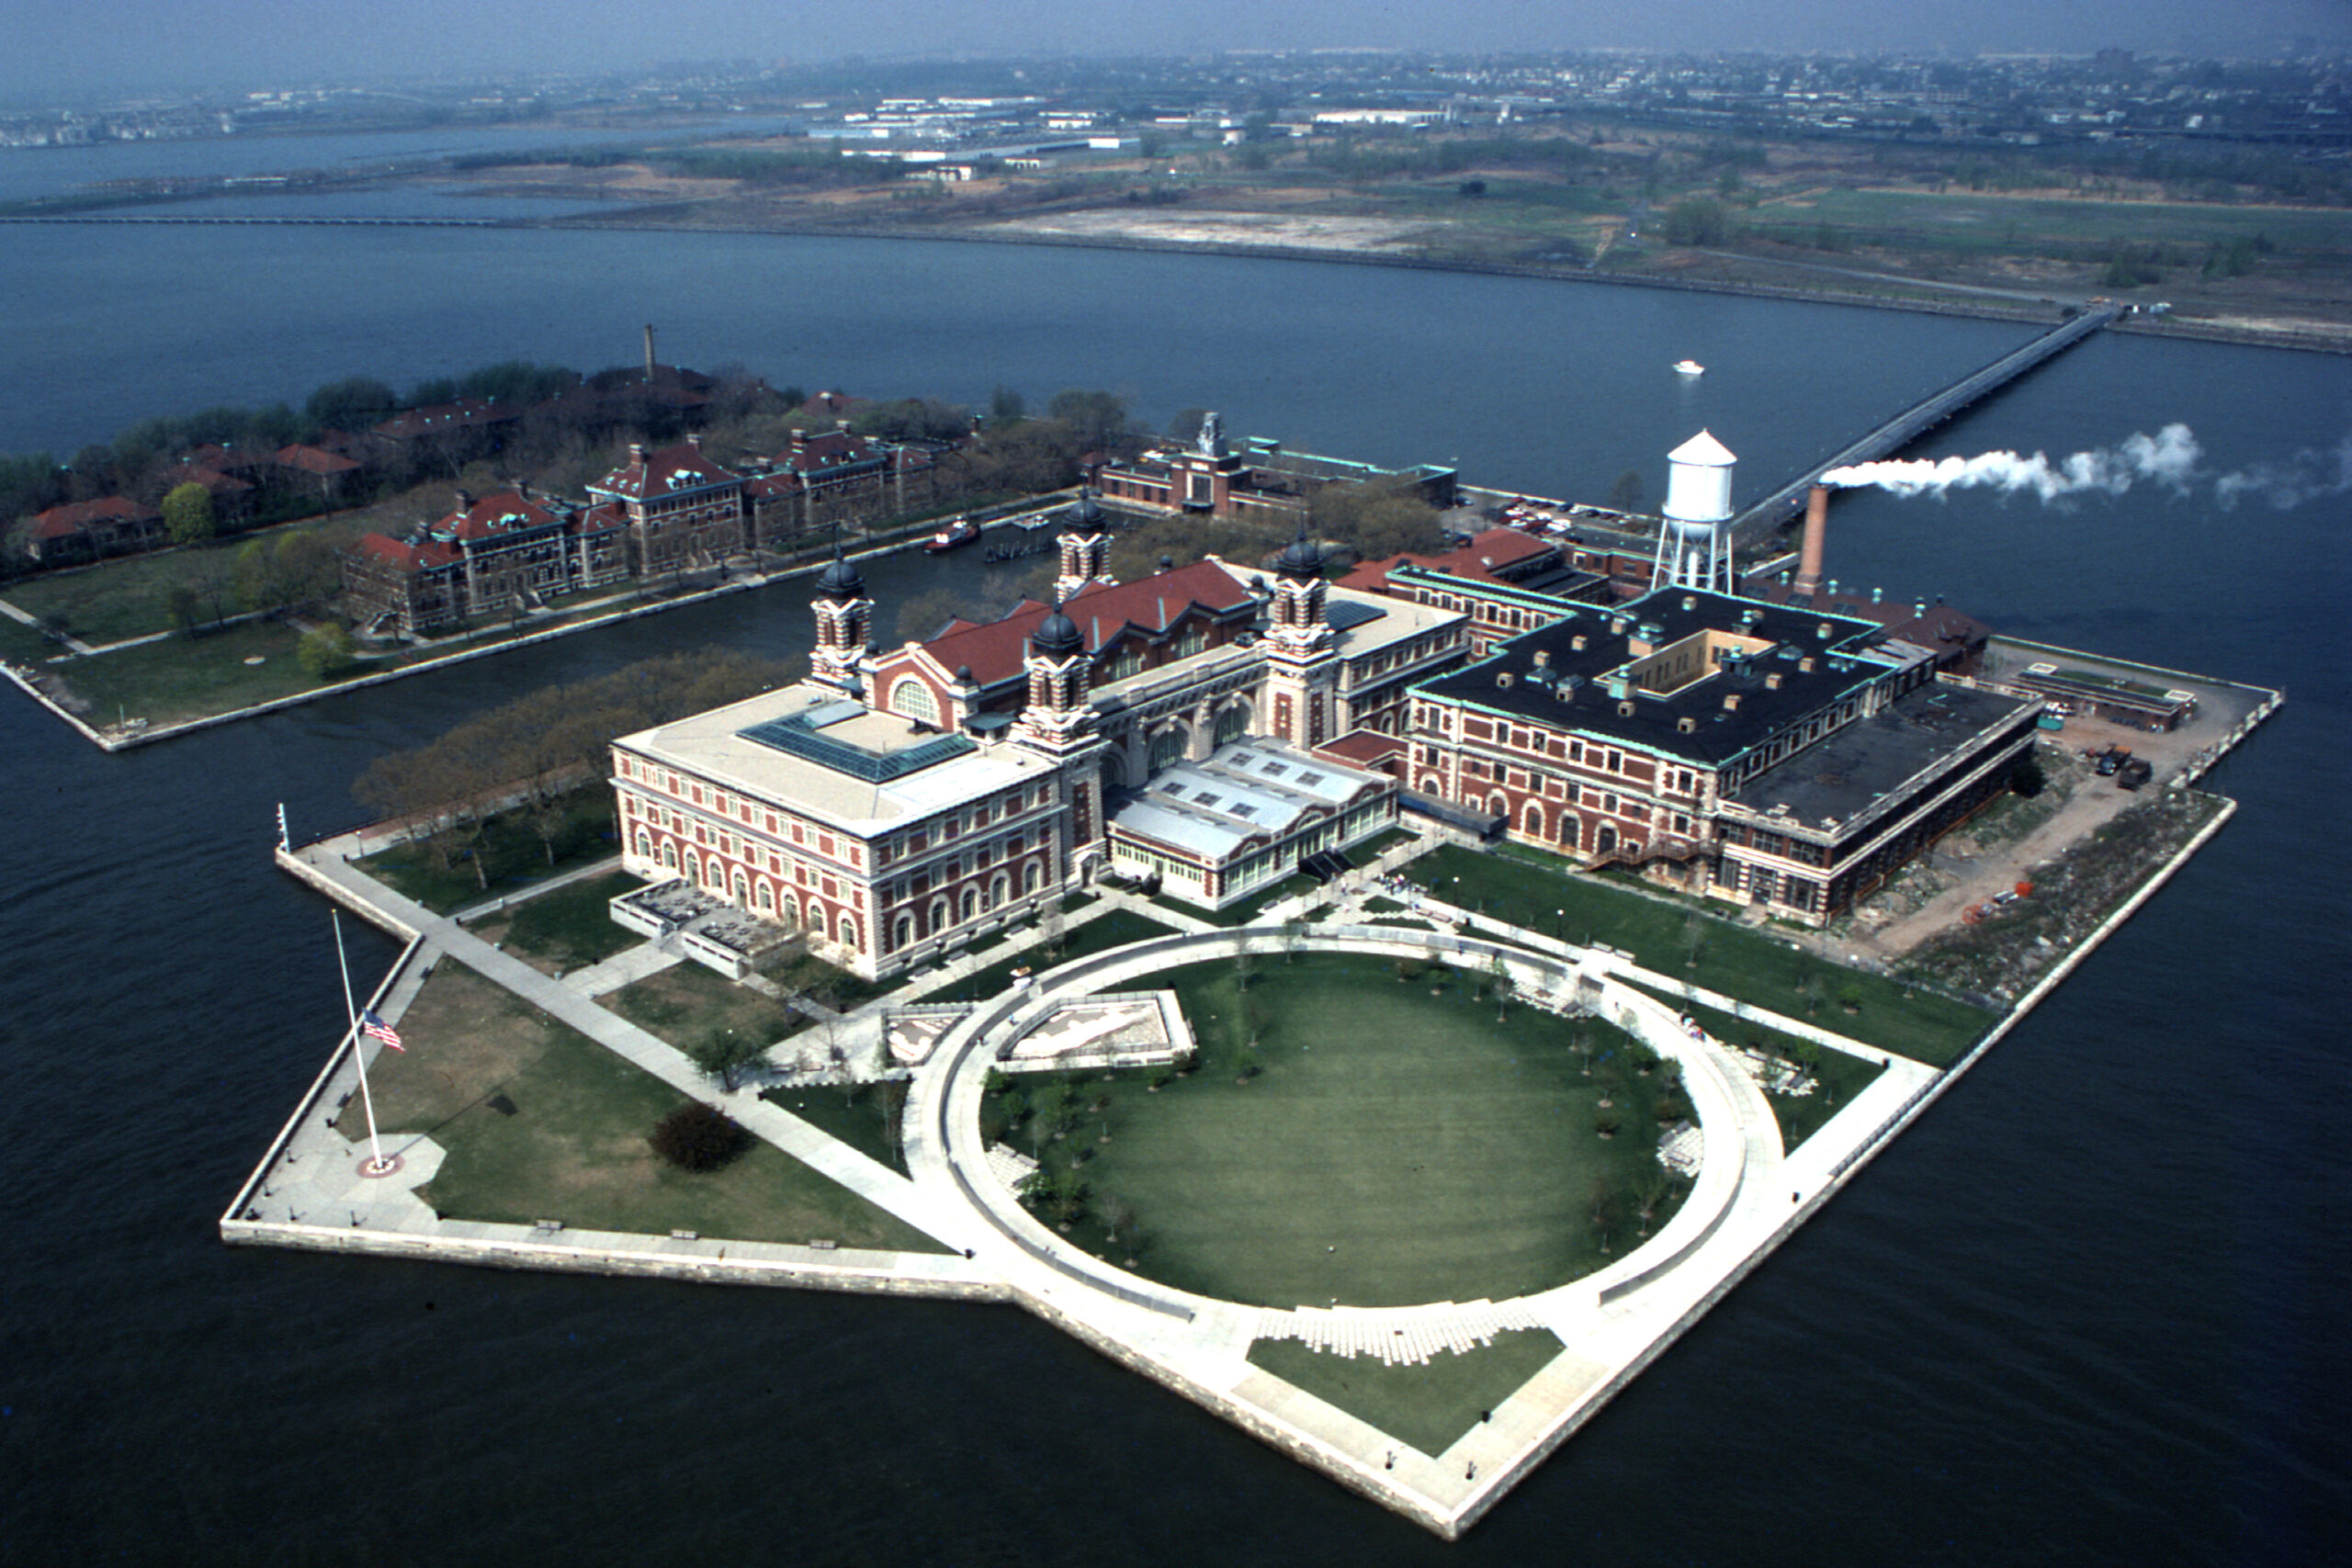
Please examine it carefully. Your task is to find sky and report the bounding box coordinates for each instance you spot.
[7,0,2349,104]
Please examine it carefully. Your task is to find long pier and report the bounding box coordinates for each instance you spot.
[1733,303,2122,542]
[0,214,509,229]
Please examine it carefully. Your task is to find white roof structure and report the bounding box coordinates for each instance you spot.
[1111,739,1386,864]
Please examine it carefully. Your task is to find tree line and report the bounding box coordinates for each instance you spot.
[352,649,798,886]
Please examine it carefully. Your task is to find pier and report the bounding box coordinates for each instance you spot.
[1733,304,2123,542]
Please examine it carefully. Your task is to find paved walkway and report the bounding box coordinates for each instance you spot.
[0,595,96,655]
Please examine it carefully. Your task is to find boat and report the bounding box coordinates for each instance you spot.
[1673,359,1705,376]
[922,519,981,554]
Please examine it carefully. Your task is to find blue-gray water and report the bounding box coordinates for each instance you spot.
[0,219,2345,1565]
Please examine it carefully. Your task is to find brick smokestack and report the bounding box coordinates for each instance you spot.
[643,323,656,383]
[1792,484,1829,597]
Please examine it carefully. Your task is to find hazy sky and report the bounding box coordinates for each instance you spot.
[10,1,2349,103]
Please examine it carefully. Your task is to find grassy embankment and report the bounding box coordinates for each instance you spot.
[1406,843,1992,1067]
[1001,952,1690,1311]
[357,787,620,915]
[343,961,944,1251]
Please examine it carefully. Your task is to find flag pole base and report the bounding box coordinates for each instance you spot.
[358,1154,406,1179]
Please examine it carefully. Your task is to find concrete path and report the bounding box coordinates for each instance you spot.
[0,595,96,655]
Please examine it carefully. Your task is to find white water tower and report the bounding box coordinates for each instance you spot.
[1649,429,1736,594]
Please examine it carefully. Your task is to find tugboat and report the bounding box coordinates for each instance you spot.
[922,518,980,554]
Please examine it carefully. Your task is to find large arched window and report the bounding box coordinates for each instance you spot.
[929,897,948,935]
[1215,701,1250,746]
[1148,725,1190,774]
[755,881,774,912]
[662,841,678,870]
[1522,802,1545,839]
[1023,860,1044,896]
[989,873,1010,910]
[731,871,749,905]
[893,915,913,952]
[836,912,857,950]
[889,677,940,727]
[635,829,651,861]
[960,887,978,923]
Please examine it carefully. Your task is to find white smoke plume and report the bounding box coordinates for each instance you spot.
[1823,423,2204,503]
[2213,434,2352,511]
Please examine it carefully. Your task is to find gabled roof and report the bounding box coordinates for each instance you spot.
[349,533,460,572]
[910,560,1257,689]
[31,496,160,536]
[592,441,742,502]
[1337,526,1555,594]
[276,444,362,476]
[436,491,562,542]
[370,398,517,441]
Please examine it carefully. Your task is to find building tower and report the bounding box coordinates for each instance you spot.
[1054,488,1113,602]
[1649,429,1737,595]
[808,547,871,697]
[1261,523,1340,750]
[1012,601,1109,863]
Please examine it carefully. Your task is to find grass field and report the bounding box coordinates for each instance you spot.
[1405,843,1992,1066]
[358,789,617,913]
[762,1082,905,1174]
[602,961,805,1051]
[1745,186,2352,257]
[49,617,333,728]
[1248,1329,1566,1458]
[1017,953,1686,1309]
[344,961,943,1251]
[470,871,645,975]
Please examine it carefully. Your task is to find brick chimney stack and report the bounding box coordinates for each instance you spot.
[1792,484,1829,598]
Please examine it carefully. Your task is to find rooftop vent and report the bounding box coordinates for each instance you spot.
[1618,701,1635,717]
[1799,656,1815,673]
[1496,671,1515,689]
[1678,716,1697,734]
[1681,594,1697,612]
[1724,694,1743,711]
[1816,622,1834,640]
[1571,634,1589,652]
[1532,649,1550,669]
[1765,672,1782,690]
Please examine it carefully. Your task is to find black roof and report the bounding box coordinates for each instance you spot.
[1727,681,2031,832]
[1414,588,1901,766]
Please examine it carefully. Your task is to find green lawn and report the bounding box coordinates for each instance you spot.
[1747,186,2352,257]
[1012,953,1688,1309]
[346,962,944,1251]
[1405,843,1992,1066]
[50,617,338,728]
[357,788,618,913]
[602,961,805,1052]
[1248,1329,1566,1458]
[1624,982,1891,1151]
[1150,872,1325,928]
[762,1082,906,1174]
[951,908,1181,1001]
[473,871,645,973]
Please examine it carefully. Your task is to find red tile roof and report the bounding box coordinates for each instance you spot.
[1337,526,1555,594]
[912,560,1256,687]
[592,441,742,503]
[370,398,518,441]
[350,533,459,571]
[276,443,363,476]
[435,491,562,542]
[30,496,160,537]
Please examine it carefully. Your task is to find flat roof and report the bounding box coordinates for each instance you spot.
[1727,681,2032,832]
[619,684,1051,833]
[1111,740,1386,863]
[1414,588,1903,766]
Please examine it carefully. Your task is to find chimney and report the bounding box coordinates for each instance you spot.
[628,442,645,464]
[454,488,474,513]
[685,433,702,451]
[643,323,657,382]
[1792,484,1828,597]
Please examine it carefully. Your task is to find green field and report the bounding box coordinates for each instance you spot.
[53,617,337,728]
[1248,1329,1566,1458]
[601,960,806,1051]
[952,908,1180,1000]
[345,961,944,1251]
[1746,186,2352,257]
[472,870,645,973]
[1405,843,1992,1066]
[1013,953,1687,1309]
[1624,982,1889,1151]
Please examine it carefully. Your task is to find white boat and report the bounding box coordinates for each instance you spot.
[1673,359,1705,376]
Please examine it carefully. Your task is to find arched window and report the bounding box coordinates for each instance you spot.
[1148,725,1190,774]
[893,915,913,952]
[1215,701,1250,746]
[1418,774,1443,796]
[662,841,678,871]
[989,873,1009,910]
[1596,823,1618,855]
[731,871,749,905]
[960,887,978,923]
[1488,792,1509,820]
[1560,814,1581,851]
[635,829,651,860]
[929,897,948,935]
[755,881,774,911]
[1023,860,1044,895]
[889,677,940,727]
[836,912,856,949]
[1522,802,1544,839]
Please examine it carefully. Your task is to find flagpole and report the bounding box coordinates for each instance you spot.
[333,910,388,1174]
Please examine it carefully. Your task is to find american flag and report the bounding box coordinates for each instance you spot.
[360,1010,404,1053]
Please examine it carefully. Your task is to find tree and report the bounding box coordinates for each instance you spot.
[162,481,215,546]
[987,385,1026,426]
[650,1102,748,1170]
[688,1028,765,1093]
[297,624,356,679]
[1603,469,1644,511]
[1663,197,1730,247]
[1681,911,1708,970]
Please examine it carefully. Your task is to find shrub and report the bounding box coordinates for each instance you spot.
[650,1102,748,1171]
